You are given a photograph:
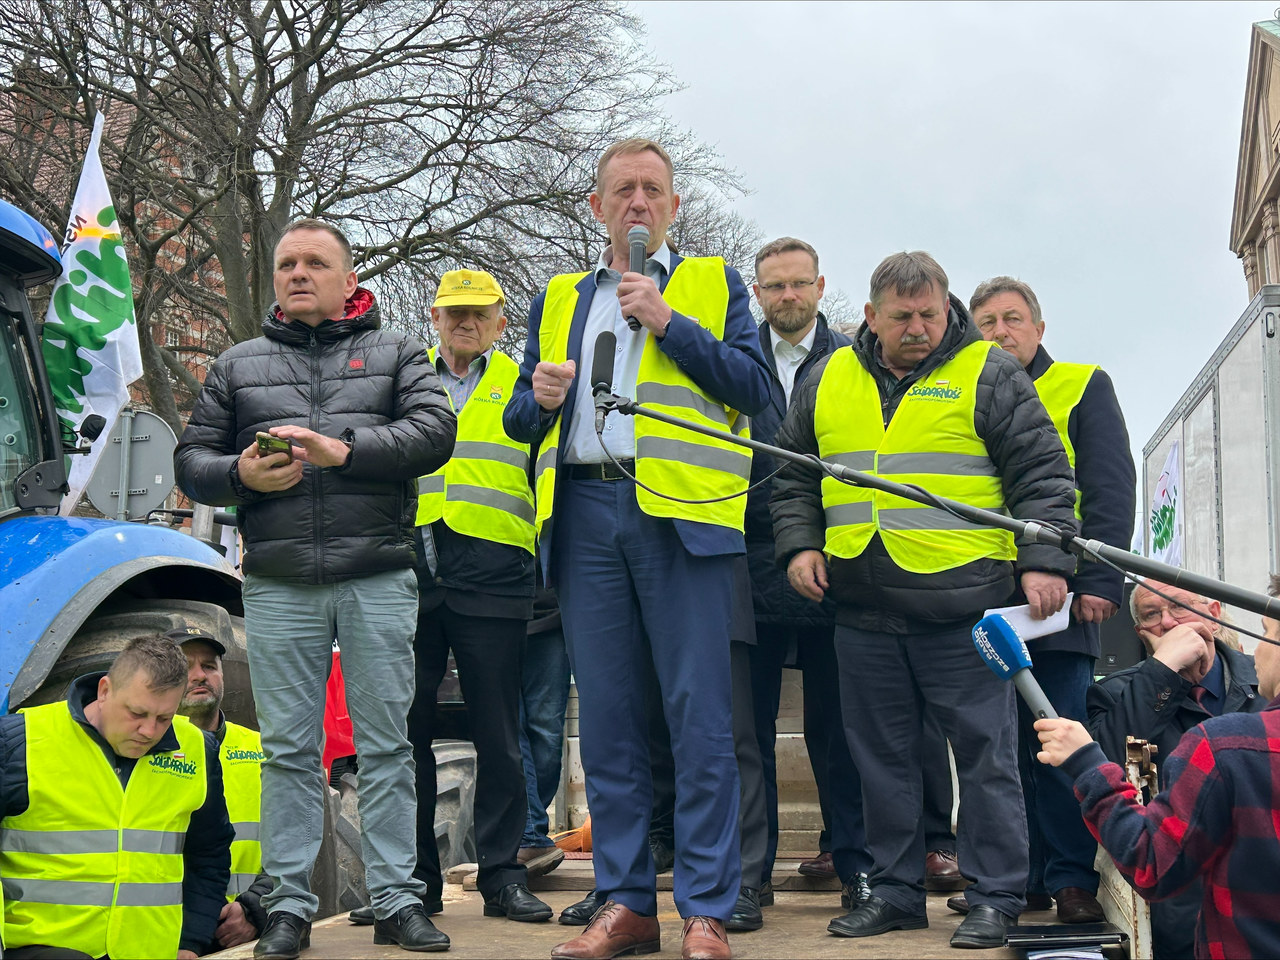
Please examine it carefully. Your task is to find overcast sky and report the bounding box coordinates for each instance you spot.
[631,0,1276,481]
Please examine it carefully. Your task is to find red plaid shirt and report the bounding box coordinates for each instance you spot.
[1064,696,1280,960]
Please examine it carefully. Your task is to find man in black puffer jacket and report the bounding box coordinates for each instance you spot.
[175,219,456,956]
[770,251,1078,949]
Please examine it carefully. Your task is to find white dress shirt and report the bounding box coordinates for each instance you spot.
[770,322,817,405]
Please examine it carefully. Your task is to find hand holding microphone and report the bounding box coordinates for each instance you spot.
[972,610,1060,720]
[618,225,672,335]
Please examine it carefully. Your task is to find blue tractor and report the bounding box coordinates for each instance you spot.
[0,197,251,723]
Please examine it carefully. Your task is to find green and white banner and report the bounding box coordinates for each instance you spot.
[39,113,141,515]
[1147,440,1182,567]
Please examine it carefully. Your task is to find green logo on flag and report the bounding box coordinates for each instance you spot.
[1150,500,1176,551]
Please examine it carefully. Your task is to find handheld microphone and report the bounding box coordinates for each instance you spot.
[972,613,1059,720]
[625,224,649,331]
[592,330,617,435]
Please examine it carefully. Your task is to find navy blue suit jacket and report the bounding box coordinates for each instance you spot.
[504,251,770,579]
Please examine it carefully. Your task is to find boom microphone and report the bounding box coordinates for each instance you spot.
[592,330,617,435]
[625,224,649,331]
[972,613,1059,720]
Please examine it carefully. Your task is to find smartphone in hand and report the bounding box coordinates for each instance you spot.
[255,432,294,461]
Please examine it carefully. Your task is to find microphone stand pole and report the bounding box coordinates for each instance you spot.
[599,393,1280,622]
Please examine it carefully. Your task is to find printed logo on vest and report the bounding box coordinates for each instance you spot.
[224,748,266,763]
[150,753,198,777]
[488,385,504,401]
[905,380,962,402]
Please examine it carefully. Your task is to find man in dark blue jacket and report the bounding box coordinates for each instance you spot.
[943,277,1135,925]
[743,238,869,910]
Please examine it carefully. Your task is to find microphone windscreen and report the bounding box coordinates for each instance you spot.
[592,330,617,395]
[972,613,1033,680]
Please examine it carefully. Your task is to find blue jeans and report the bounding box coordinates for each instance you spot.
[519,626,571,847]
[244,569,427,920]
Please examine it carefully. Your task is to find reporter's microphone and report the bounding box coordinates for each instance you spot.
[625,224,649,331]
[972,613,1059,719]
[592,330,617,436]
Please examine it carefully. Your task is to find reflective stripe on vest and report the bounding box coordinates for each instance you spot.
[220,721,264,902]
[416,349,535,553]
[533,258,750,535]
[815,341,1017,574]
[1034,361,1097,521]
[1,702,208,958]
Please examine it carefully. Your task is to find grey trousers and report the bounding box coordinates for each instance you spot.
[834,622,1029,918]
[244,569,428,920]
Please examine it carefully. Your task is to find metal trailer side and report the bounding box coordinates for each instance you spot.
[1142,283,1280,647]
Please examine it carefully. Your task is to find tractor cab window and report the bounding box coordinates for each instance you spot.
[0,308,48,517]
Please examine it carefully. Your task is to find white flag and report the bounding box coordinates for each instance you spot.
[39,114,141,515]
[1147,441,1182,567]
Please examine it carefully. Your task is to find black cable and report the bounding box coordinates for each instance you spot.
[593,426,787,503]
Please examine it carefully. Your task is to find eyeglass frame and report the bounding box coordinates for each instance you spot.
[1135,596,1209,629]
[757,279,818,293]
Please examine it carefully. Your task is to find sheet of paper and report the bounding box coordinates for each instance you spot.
[983,593,1073,643]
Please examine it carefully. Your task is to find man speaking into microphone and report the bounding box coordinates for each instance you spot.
[504,138,769,960]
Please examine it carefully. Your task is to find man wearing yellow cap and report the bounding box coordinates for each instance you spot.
[407,269,551,925]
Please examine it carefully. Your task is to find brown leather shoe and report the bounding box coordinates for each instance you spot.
[1055,887,1105,924]
[681,916,731,960]
[551,901,660,959]
[923,849,966,892]
[797,851,837,879]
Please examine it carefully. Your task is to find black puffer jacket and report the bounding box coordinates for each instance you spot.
[770,295,1078,629]
[746,314,851,626]
[175,290,456,583]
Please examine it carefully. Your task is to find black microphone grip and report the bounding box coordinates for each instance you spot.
[592,331,617,435]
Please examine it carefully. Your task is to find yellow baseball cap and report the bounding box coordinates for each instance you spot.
[432,269,505,308]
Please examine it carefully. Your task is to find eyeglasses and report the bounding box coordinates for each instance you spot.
[1136,599,1206,628]
[758,280,817,293]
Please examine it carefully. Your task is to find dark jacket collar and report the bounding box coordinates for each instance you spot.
[69,672,182,757]
[1026,343,1055,380]
[263,286,381,343]
[757,311,834,376]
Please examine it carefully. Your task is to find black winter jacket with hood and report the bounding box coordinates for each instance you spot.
[175,290,456,583]
[769,295,1078,631]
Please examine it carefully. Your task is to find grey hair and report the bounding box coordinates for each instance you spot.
[868,251,948,308]
[754,237,819,277]
[969,276,1043,325]
[1129,581,1240,651]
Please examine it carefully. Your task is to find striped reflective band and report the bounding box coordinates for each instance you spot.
[827,451,875,472]
[1,828,185,855]
[535,446,556,475]
[824,502,873,526]
[232,821,260,842]
[418,475,445,495]
[878,506,1010,531]
[635,383,730,427]
[450,441,530,470]
[634,437,750,478]
[228,873,259,896]
[878,452,997,476]
[447,484,536,523]
[1,877,183,907]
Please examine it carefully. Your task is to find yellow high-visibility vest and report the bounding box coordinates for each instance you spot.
[220,720,264,901]
[416,349,535,553]
[1,701,208,958]
[532,258,751,535]
[815,341,1016,573]
[1034,361,1098,521]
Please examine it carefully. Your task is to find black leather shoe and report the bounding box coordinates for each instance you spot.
[482,882,553,922]
[950,904,1015,949]
[828,895,927,938]
[840,873,872,910]
[649,835,675,874]
[559,888,605,925]
[373,902,450,951]
[350,893,444,925]
[759,879,774,907]
[254,911,311,959]
[725,886,763,932]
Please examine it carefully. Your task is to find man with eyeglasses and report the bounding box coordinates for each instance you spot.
[1085,578,1267,958]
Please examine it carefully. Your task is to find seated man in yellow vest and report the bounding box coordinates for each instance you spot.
[400,268,550,929]
[0,634,233,959]
[771,251,1078,949]
[172,625,271,951]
